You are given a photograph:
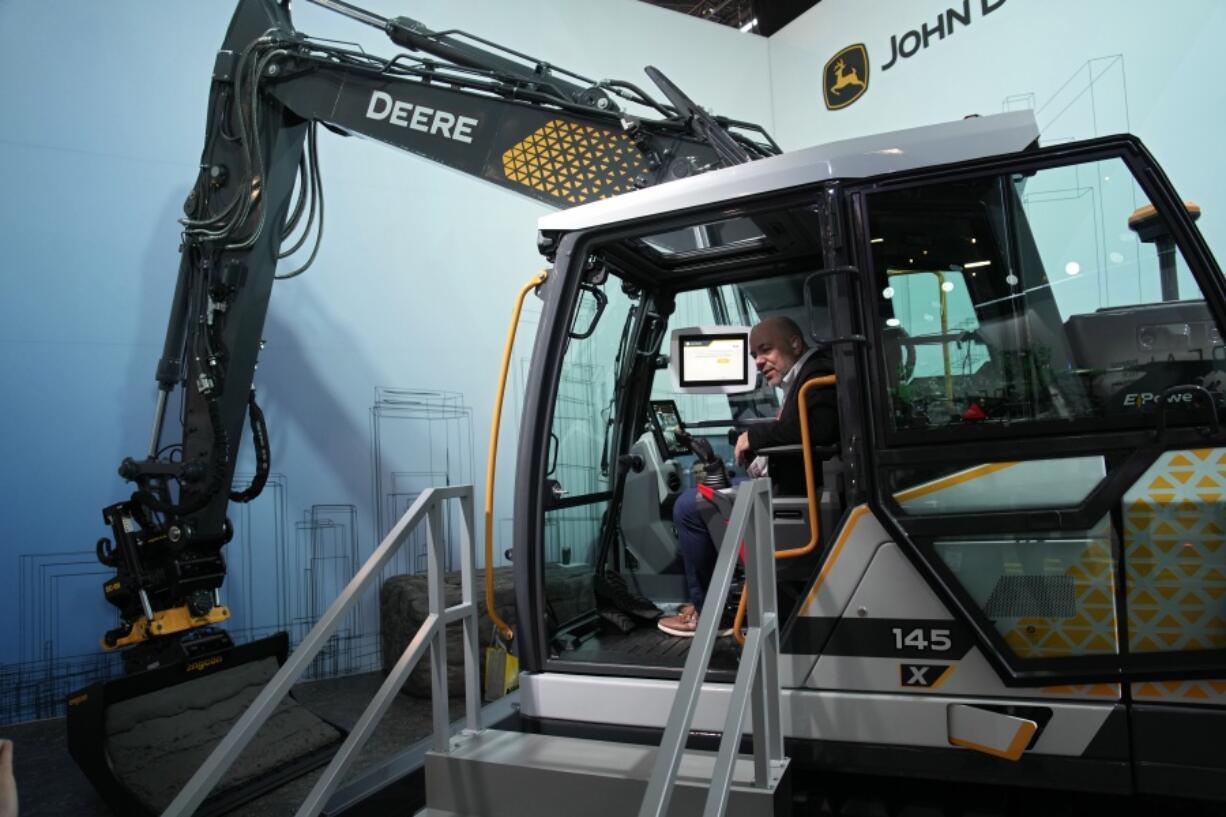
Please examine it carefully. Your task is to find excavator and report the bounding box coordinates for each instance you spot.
[64,1,779,814]
[67,0,1226,814]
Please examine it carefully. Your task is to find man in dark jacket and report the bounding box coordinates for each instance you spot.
[658,316,838,637]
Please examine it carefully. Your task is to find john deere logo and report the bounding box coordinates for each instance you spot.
[824,44,869,110]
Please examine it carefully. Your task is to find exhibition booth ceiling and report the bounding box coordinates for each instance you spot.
[639,0,820,35]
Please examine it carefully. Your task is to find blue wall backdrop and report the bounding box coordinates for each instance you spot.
[3,0,1224,725]
[0,0,770,723]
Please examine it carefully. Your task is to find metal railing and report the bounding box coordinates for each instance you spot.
[164,485,481,817]
[638,477,785,817]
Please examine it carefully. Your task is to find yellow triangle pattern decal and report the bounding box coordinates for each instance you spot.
[1124,448,1226,671]
[501,119,648,205]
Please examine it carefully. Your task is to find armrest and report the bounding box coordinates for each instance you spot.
[757,444,840,458]
[756,444,802,455]
[737,417,779,426]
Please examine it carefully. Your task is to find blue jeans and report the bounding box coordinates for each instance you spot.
[672,477,744,612]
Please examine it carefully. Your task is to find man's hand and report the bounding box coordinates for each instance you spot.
[734,431,752,466]
[0,739,17,817]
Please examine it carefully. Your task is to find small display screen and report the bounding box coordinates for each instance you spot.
[649,400,689,458]
[678,333,749,388]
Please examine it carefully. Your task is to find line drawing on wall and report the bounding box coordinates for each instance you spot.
[371,388,475,573]
[289,503,378,678]
[0,653,120,725]
[17,551,111,663]
[3,385,477,724]
[1003,54,1130,143]
[1004,53,1147,310]
[4,552,122,723]
[223,472,290,645]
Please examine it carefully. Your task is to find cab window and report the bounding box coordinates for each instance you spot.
[866,156,1225,439]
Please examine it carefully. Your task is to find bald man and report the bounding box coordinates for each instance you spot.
[658,316,838,637]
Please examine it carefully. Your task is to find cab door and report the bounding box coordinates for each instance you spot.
[847,137,1226,699]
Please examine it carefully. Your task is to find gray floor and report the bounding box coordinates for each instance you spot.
[5,671,457,817]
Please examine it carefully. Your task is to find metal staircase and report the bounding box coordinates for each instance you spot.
[162,479,789,817]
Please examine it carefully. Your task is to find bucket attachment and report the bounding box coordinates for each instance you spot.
[67,633,344,816]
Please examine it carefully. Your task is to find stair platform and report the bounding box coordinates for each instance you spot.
[422,728,789,817]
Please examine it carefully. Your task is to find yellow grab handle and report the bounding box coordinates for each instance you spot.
[485,270,549,642]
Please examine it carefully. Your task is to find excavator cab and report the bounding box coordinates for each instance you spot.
[516,207,851,674]
[513,113,1226,800]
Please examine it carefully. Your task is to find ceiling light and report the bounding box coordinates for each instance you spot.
[740,17,757,31]
[941,281,954,292]
[882,286,895,299]
[964,260,991,269]
[1065,261,1081,275]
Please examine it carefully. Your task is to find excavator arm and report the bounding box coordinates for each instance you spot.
[97,0,778,668]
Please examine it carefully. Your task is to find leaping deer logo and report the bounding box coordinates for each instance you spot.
[829,59,865,95]
[823,44,870,110]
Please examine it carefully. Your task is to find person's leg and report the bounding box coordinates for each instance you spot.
[671,487,717,613]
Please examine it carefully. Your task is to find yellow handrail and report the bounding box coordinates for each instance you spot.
[485,270,549,642]
[733,374,837,645]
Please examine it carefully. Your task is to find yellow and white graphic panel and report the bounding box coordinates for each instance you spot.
[804,539,1121,701]
[1125,447,1226,703]
[934,515,1119,659]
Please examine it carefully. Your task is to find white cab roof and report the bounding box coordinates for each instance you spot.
[537,110,1039,233]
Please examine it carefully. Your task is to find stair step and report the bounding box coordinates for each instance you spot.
[425,729,789,817]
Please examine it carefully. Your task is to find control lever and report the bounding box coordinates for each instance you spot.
[673,427,730,489]
[617,454,645,473]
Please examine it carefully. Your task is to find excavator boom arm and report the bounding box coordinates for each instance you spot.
[98,0,777,660]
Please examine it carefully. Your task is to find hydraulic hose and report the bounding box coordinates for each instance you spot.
[230,391,270,503]
[485,270,549,642]
[734,375,836,645]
